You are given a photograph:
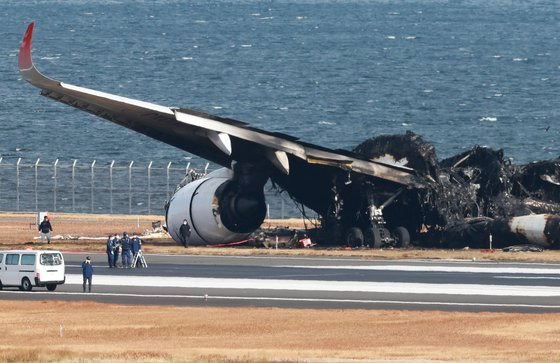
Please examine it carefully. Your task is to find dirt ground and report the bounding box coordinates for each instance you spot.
[1,300,559,362]
[2,211,560,262]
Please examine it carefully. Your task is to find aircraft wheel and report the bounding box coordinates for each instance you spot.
[46,283,57,292]
[394,227,411,248]
[364,227,382,249]
[21,277,32,291]
[0,280,3,290]
[345,227,364,248]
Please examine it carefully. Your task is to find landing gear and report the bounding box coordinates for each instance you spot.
[364,227,382,249]
[393,226,411,248]
[345,227,364,248]
[364,225,410,248]
[360,188,412,248]
[326,178,412,249]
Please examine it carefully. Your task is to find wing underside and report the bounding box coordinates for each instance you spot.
[18,22,427,192]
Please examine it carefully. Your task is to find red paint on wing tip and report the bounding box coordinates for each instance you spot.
[19,22,35,71]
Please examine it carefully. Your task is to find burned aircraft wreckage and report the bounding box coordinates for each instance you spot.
[19,23,560,249]
[321,131,560,249]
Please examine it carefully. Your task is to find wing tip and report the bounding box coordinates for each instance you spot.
[19,22,35,72]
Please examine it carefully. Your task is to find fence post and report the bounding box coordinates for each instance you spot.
[72,160,77,212]
[91,160,96,213]
[109,160,115,214]
[53,159,59,212]
[148,161,153,214]
[34,158,40,211]
[0,157,2,208]
[166,161,172,199]
[281,198,285,219]
[128,161,134,214]
[16,158,21,211]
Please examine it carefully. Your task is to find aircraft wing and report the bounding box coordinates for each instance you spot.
[19,22,428,191]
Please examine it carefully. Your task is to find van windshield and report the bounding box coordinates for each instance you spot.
[40,253,63,266]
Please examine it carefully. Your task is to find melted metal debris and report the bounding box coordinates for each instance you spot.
[354,131,560,248]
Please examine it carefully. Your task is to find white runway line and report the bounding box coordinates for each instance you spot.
[64,274,560,297]
[67,264,560,275]
[1,289,560,309]
[276,265,560,275]
[495,276,560,280]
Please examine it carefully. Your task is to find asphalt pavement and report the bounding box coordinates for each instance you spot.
[2,252,560,312]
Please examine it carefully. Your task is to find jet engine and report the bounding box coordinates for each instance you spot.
[166,167,267,246]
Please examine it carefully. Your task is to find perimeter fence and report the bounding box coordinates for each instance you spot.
[0,157,301,218]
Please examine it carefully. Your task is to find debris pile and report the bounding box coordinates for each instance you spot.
[251,228,310,248]
[354,131,560,248]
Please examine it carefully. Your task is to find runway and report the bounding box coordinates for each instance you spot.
[2,252,560,312]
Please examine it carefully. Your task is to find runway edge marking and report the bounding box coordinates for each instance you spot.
[1,290,560,310]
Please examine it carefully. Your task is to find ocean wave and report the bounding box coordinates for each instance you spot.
[479,116,497,122]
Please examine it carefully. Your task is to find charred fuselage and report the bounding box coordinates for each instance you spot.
[349,131,560,248]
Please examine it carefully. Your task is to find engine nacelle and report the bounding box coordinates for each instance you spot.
[166,168,267,246]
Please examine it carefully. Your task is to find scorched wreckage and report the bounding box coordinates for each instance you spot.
[19,23,560,249]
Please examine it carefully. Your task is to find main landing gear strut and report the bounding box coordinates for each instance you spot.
[344,188,411,249]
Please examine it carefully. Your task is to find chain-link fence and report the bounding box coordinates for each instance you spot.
[0,157,302,219]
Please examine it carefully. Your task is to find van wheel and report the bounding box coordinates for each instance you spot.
[21,277,32,291]
[46,283,57,292]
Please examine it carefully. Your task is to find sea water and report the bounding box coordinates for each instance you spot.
[0,0,559,213]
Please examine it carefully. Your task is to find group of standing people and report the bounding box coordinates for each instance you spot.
[106,232,143,268]
[82,233,144,293]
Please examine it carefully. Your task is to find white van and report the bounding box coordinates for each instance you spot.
[0,250,65,291]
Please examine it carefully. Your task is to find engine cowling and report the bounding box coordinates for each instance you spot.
[166,168,267,246]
